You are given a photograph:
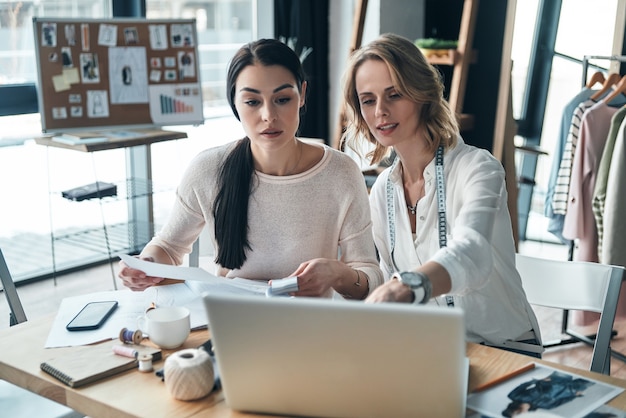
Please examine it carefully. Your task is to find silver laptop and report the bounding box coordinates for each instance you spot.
[203,292,467,418]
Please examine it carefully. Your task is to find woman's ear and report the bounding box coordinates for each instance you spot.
[299,81,308,108]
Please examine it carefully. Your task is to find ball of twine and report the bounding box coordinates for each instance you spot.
[164,348,214,401]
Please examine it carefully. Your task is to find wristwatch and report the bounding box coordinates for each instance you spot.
[392,271,432,305]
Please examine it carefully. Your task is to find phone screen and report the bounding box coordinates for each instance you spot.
[66,300,118,331]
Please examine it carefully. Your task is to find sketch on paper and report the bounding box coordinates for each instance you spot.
[149,25,168,50]
[98,23,117,47]
[65,24,76,46]
[87,90,109,118]
[109,47,149,104]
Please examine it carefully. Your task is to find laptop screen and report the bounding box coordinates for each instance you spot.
[203,292,467,417]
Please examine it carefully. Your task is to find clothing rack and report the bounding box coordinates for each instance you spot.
[554,55,626,364]
[581,55,626,87]
[567,55,626,261]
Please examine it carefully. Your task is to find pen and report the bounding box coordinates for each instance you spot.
[472,363,535,393]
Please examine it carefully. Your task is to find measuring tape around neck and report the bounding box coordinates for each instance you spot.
[386,145,454,306]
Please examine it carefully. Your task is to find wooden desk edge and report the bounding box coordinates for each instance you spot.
[34,129,188,152]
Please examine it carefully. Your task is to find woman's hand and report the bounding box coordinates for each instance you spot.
[117,256,165,291]
[286,258,369,300]
[288,258,343,297]
[365,278,412,303]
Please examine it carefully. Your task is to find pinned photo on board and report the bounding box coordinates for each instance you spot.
[170,23,194,47]
[87,90,109,118]
[124,27,139,45]
[178,51,195,78]
[98,23,117,47]
[149,24,168,50]
[52,107,68,119]
[70,106,83,117]
[61,47,73,68]
[164,56,176,68]
[65,24,76,46]
[81,23,90,51]
[80,53,100,83]
[164,69,177,81]
[42,23,57,47]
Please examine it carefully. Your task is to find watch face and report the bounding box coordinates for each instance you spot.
[400,272,423,289]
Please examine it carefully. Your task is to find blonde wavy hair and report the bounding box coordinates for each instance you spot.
[341,33,459,165]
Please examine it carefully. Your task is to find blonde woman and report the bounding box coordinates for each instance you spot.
[342,33,542,356]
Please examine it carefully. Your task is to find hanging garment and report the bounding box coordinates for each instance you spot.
[551,88,626,221]
[600,116,626,319]
[551,99,598,216]
[602,115,626,267]
[592,106,626,257]
[562,101,619,262]
[545,88,596,243]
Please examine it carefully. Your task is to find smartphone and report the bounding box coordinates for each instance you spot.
[66,300,118,331]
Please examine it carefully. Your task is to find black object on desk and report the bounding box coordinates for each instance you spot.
[62,181,117,201]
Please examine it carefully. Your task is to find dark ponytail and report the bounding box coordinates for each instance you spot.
[213,137,254,269]
[214,38,305,269]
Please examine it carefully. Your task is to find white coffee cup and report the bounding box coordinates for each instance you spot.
[137,306,190,349]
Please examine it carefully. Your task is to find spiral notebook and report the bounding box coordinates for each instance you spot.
[40,340,161,388]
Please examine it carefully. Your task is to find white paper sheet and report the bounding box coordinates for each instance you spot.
[119,254,220,282]
[46,258,273,348]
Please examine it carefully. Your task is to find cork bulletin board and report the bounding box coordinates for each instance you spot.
[33,18,204,133]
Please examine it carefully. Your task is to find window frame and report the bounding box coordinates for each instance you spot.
[0,0,273,119]
[515,0,626,241]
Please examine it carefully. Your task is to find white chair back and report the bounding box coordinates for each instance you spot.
[516,253,625,375]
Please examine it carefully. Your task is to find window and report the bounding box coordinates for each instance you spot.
[0,0,270,283]
[0,0,267,121]
[0,1,110,85]
[146,0,256,115]
[511,0,624,241]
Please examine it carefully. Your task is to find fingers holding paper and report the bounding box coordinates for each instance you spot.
[118,255,165,291]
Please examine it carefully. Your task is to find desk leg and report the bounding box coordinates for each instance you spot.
[126,145,154,252]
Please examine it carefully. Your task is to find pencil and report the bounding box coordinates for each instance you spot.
[472,363,535,393]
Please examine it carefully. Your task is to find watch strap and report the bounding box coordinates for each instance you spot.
[393,271,432,304]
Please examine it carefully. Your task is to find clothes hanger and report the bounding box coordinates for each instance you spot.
[586,71,605,89]
[601,74,626,104]
[590,72,621,101]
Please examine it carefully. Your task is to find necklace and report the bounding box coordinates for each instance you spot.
[285,141,302,175]
[402,166,422,215]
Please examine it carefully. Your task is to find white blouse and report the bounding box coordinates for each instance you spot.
[369,137,541,346]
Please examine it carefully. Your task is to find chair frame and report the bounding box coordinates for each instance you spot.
[0,248,27,326]
[516,253,625,375]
